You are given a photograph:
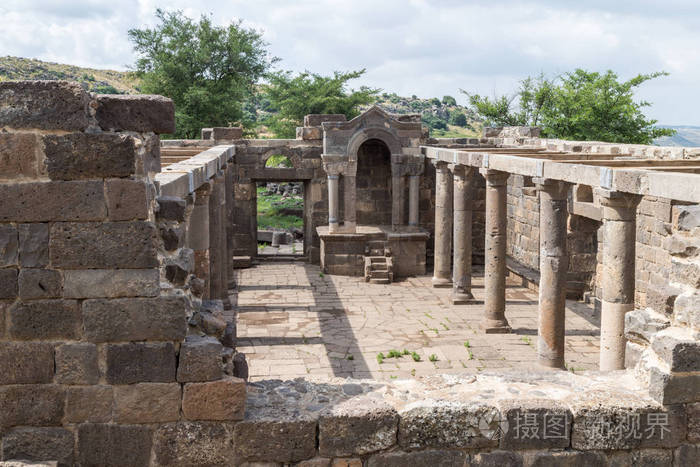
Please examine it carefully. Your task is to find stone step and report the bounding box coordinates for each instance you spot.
[369,277,390,284]
[369,249,385,256]
[371,263,388,271]
[369,256,387,264]
[371,270,389,280]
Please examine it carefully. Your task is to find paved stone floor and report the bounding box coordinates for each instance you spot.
[234,261,601,381]
[258,240,304,256]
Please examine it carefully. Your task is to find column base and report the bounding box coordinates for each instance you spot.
[479,318,511,334]
[451,291,474,304]
[432,277,453,288]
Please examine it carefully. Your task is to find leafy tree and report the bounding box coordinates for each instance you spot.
[263,69,379,138]
[463,70,674,144]
[442,95,457,106]
[129,9,275,138]
[450,112,468,127]
[422,113,447,130]
[429,97,441,107]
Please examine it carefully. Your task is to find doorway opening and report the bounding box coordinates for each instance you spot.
[256,172,305,257]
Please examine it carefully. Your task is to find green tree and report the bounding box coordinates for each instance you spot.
[449,112,468,127]
[422,113,447,130]
[128,9,274,138]
[463,70,674,144]
[264,69,379,138]
[442,95,457,106]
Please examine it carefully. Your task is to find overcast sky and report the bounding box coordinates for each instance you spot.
[1,0,698,125]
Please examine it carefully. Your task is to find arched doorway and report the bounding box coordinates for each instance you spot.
[355,138,392,225]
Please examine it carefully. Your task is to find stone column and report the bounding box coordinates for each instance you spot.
[224,162,236,289]
[535,178,569,368]
[328,174,340,233]
[391,169,405,230]
[209,172,226,303]
[452,165,475,303]
[343,175,357,233]
[480,169,511,333]
[188,182,211,300]
[408,175,420,227]
[597,189,640,371]
[432,161,453,287]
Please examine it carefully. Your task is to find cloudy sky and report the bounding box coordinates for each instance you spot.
[1,0,698,125]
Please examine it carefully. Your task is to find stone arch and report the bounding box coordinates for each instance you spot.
[347,127,402,162]
[260,147,303,169]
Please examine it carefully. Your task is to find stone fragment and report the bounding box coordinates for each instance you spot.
[319,397,398,457]
[649,365,700,404]
[84,297,187,342]
[233,418,316,464]
[675,205,700,231]
[0,80,89,131]
[55,343,99,385]
[367,449,467,467]
[114,383,181,423]
[1,427,75,467]
[0,132,41,179]
[0,268,18,299]
[651,327,700,372]
[0,224,18,266]
[49,221,157,268]
[77,424,153,467]
[160,225,185,251]
[497,399,571,450]
[673,293,700,329]
[233,352,249,380]
[63,269,159,299]
[0,385,65,427]
[670,258,700,288]
[9,300,81,340]
[17,223,48,267]
[152,422,236,466]
[177,335,223,382]
[105,342,176,384]
[212,127,243,140]
[0,181,106,222]
[156,196,187,221]
[0,342,54,384]
[625,308,671,344]
[106,178,150,221]
[143,133,162,174]
[18,269,62,299]
[43,133,136,180]
[65,386,113,423]
[645,284,681,315]
[182,377,246,421]
[165,264,189,285]
[96,94,175,134]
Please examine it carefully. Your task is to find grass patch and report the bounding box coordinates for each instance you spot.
[429,354,438,362]
[257,186,303,230]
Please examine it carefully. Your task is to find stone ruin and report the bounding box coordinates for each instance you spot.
[0,80,698,465]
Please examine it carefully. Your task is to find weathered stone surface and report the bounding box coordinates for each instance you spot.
[177,335,223,382]
[297,458,331,467]
[152,422,236,466]
[670,258,700,288]
[0,81,89,131]
[0,300,6,339]
[673,293,700,329]
[233,418,317,463]
[105,342,176,384]
[212,127,243,140]
[688,402,700,443]
[17,223,48,267]
[182,377,246,421]
[331,459,362,467]
[0,132,41,179]
[49,221,157,268]
[43,133,136,180]
[96,94,175,134]
[675,205,700,231]
[367,449,467,467]
[625,308,671,344]
[0,385,65,427]
[0,342,54,384]
[0,268,18,299]
[651,327,700,372]
[471,450,524,467]
[165,264,189,285]
[497,399,571,450]
[0,181,106,222]
[398,401,501,449]
[77,424,153,467]
[8,300,81,340]
[674,444,699,467]
[649,366,700,404]
[106,178,150,221]
[114,383,181,423]
[65,386,113,423]
[84,297,187,342]
[0,224,18,266]
[608,449,673,467]
[18,269,62,299]
[63,269,159,299]
[156,196,187,221]
[319,397,398,456]
[55,343,99,385]
[527,450,607,467]
[1,427,74,467]
[304,114,346,126]
[160,225,185,251]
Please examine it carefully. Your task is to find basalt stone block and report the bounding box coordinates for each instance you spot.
[675,444,700,467]
[43,133,136,180]
[156,196,187,221]
[0,80,89,131]
[233,418,316,464]
[177,336,223,383]
[319,397,398,457]
[105,342,176,384]
[63,269,159,299]
[114,383,181,423]
[55,343,99,385]
[688,403,700,443]
[143,133,162,174]
[675,205,700,231]
[17,223,48,267]
[18,269,62,299]
[212,127,243,140]
[182,377,246,421]
[96,94,175,134]
[1,427,75,467]
[0,384,65,428]
[497,399,571,450]
[0,181,106,222]
[0,342,54,384]
[65,386,113,423]
[304,114,346,126]
[153,422,236,466]
[673,293,700,329]
[625,308,671,344]
[367,450,467,467]
[84,297,187,342]
[0,268,18,299]
[0,224,18,266]
[651,327,700,372]
[0,132,41,179]
[9,300,81,340]
[49,221,157,268]
[608,449,673,467]
[527,450,607,467]
[165,264,189,286]
[77,424,153,467]
[106,178,150,221]
[471,450,524,467]
[649,366,700,404]
[160,225,185,251]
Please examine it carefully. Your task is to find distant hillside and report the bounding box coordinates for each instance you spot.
[654,126,700,147]
[0,56,140,94]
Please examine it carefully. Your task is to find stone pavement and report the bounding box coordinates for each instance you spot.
[258,240,304,256]
[234,262,601,381]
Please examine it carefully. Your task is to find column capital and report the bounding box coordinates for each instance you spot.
[534,178,570,199]
[595,189,641,221]
[479,168,509,186]
[434,160,451,171]
[452,164,475,178]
